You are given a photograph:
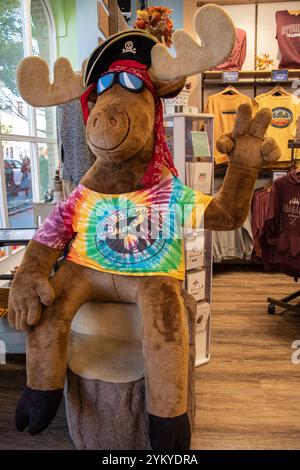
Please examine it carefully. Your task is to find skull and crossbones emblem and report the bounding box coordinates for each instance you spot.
[122,41,137,55]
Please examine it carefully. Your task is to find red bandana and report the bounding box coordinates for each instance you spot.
[80,60,178,188]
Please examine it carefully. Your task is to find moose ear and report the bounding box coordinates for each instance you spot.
[150,75,187,99]
[149,4,235,81]
[17,56,85,107]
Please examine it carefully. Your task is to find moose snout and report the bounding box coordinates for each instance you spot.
[87,106,130,151]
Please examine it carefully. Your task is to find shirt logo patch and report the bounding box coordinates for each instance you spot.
[122,41,136,55]
[281,23,300,38]
[95,207,166,265]
[271,107,293,129]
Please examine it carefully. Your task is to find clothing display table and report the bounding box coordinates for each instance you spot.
[0,228,36,281]
[0,228,36,247]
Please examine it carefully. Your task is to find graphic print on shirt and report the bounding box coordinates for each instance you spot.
[281,22,300,38]
[283,196,300,226]
[271,107,293,129]
[253,93,300,161]
[276,10,300,69]
[213,28,247,71]
[95,205,167,265]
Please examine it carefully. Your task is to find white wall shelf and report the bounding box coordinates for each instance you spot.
[164,112,214,366]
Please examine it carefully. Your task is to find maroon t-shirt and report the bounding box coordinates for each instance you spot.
[276,10,300,69]
[251,189,271,258]
[213,28,247,71]
[260,170,300,278]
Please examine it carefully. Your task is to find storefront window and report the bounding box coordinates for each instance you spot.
[31,0,52,62]
[37,142,58,200]
[36,106,56,139]
[0,0,56,254]
[31,0,56,140]
[2,141,34,228]
[0,0,30,136]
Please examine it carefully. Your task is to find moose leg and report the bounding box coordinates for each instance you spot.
[137,276,190,450]
[16,261,96,435]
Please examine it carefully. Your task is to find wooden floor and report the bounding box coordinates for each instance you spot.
[1,266,300,450]
[192,265,300,450]
[0,357,73,450]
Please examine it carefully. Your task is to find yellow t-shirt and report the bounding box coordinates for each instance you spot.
[205,92,252,165]
[253,93,300,161]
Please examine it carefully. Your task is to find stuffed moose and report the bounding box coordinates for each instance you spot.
[8,5,280,449]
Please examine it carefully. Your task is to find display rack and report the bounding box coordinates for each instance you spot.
[267,288,300,315]
[164,113,214,366]
[202,69,300,107]
[267,140,300,315]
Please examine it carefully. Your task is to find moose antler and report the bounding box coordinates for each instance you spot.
[17,56,85,107]
[150,4,236,81]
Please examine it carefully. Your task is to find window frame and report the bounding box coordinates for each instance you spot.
[0,0,57,260]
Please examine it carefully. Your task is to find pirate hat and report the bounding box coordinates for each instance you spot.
[84,29,158,86]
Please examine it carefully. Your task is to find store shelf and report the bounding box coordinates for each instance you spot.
[201,69,300,111]
[164,114,214,366]
[214,159,300,177]
[197,0,295,6]
[202,69,300,87]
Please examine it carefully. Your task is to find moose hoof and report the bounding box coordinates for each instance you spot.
[148,412,191,450]
[15,386,63,435]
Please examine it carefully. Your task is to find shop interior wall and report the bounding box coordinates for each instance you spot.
[257,1,300,68]
[201,3,256,111]
[256,1,300,97]
[128,1,183,29]
[189,1,300,111]
[255,1,300,99]
[149,0,183,30]
[183,0,200,109]
[49,0,184,73]
[49,0,100,71]
[75,0,99,69]
[49,0,78,68]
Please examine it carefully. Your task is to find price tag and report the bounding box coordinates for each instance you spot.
[271,69,289,82]
[222,71,239,83]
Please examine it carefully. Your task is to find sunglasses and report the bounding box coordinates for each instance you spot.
[97,72,145,96]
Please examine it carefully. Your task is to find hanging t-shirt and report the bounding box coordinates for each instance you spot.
[212,28,247,71]
[253,93,300,161]
[204,91,252,165]
[57,100,96,185]
[260,169,300,278]
[276,10,300,69]
[213,210,254,262]
[33,174,213,280]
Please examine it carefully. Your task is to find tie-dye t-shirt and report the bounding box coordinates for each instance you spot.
[33,175,213,280]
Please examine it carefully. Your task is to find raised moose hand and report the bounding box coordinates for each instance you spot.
[8,241,59,331]
[204,103,281,232]
[216,103,281,168]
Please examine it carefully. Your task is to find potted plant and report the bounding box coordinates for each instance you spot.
[134,5,174,47]
[134,6,195,113]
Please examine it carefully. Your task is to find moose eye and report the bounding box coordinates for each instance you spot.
[97,73,115,95]
[119,72,144,92]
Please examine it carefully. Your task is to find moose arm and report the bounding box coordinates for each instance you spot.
[204,104,281,232]
[204,162,259,231]
[8,241,61,331]
[14,240,62,282]
[8,188,81,331]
